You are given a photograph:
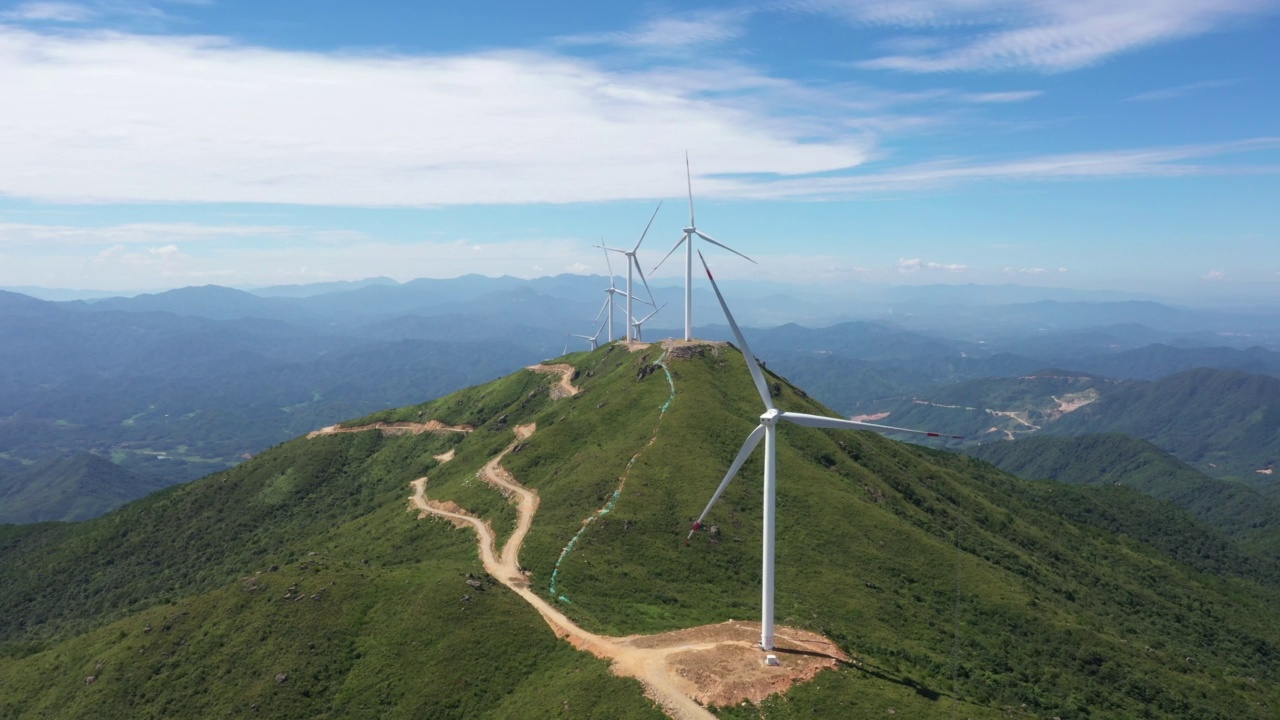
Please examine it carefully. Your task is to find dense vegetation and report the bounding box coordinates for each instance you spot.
[965,434,1280,555]
[6,342,1277,717]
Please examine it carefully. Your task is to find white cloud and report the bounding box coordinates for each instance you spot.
[1203,269,1226,280]
[714,138,1280,198]
[1123,78,1241,102]
[961,90,1042,103]
[804,0,1280,73]
[0,222,296,247]
[557,9,751,49]
[1,2,93,22]
[0,25,870,207]
[897,257,968,272]
[149,243,180,257]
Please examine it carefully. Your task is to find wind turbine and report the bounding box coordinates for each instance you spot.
[687,251,962,652]
[596,246,631,343]
[599,202,661,343]
[653,154,756,341]
[567,318,607,351]
[630,303,667,343]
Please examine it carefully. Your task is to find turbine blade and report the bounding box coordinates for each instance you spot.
[780,411,963,439]
[594,296,610,323]
[698,250,774,411]
[634,201,663,252]
[694,230,756,264]
[614,289,653,305]
[593,317,607,340]
[651,235,688,273]
[638,303,666,323]
[633,257,656,307]
[602,245,617,288]
[688,424,765,541]
[685,151,695,228]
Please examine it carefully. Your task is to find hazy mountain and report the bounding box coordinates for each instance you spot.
[0,453,167,524]
[867,367,1280,482]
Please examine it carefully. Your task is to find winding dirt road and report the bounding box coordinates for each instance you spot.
[526,363,581,399]
[409,422,846,719]
[308,420,473,439]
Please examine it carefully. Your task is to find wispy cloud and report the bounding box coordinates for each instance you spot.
[801,0,1280,73]
[712,138,1280,198]
[557,9,753,50]
[1123,78,1241,102]
[960,90,1042,103]
[1203,269,1226,280]
[0,222,299,247]
[1,1,93,22]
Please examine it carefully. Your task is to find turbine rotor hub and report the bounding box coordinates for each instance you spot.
[760,408,780,425]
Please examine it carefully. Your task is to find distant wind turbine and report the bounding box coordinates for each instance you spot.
[688,250,962,652]
[599,202,661,343]
[567,318,608,351]
[596,245,635,344]
[653,154,755,341]
[630,303,666,343]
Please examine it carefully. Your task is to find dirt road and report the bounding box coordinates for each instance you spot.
[408,423,845,719]
[527,363,580,399]
[308,420,473,439]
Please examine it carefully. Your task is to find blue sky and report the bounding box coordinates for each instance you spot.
[0,0,1277,298]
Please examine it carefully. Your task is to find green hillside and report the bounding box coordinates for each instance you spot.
[2,344,1279,718]
[866,367,1280,481]
[1049,368,1280,480]
[964,434,1280,555]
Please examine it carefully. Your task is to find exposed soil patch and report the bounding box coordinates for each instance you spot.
[308,420,473,439]
[527,363,581,399]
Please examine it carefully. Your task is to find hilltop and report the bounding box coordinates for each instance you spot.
[1,342,1279,718]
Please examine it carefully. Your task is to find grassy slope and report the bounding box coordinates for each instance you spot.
[2,344,1280,718]
[965,434,1280,555]
[0,368,663,719]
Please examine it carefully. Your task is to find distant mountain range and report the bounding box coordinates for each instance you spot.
[4,275,1280,525]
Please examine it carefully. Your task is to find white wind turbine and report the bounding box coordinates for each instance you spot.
[653,154,755,341]
[630,303,667,343]
[595,245,632,343]
[599,202,661,343]
[687,251,962,652]
[567,318,608,351]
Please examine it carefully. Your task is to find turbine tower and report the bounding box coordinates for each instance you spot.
[688,251,962,652]
[630,303,667,343]
[597,246,630,343]
[600,202,661,343]
[653,154,755,341]
[567,318,607,351]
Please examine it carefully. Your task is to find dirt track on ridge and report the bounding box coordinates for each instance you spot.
[308,420,473,439]
[526,363,580,399]
[408,421,846,719]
